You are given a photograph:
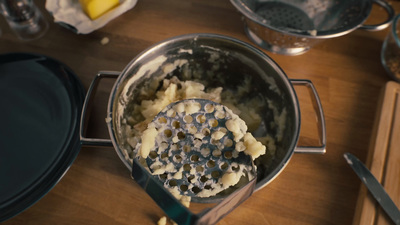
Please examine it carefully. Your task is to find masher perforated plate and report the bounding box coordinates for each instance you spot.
[144,99,254,199]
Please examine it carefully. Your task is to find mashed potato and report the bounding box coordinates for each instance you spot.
[119,56,287,209]
[137,94,272,211]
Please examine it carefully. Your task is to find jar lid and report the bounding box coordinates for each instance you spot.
[0,53,85,222]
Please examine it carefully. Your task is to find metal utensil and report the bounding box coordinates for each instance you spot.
[344,153,400,225]
[230,0,394,55]
[131,99,258,224]
[132,157,256,225]
[144,99,256,202]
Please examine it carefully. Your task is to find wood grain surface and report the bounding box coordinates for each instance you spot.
[353,81,400,225]
[2,1,400,224]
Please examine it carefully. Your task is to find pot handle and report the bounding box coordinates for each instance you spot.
[290,79,326,154]
[80,71,120,147]
[359,0,395,31]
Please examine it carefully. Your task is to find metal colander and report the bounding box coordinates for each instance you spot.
[255,2,316,32]
[231,0,394,55]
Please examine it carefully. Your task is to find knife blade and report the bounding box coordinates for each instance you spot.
[344,152,400,225]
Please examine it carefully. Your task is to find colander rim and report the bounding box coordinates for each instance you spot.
[229,0,372,39]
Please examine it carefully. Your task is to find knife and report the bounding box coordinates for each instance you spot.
[344,152,400,225]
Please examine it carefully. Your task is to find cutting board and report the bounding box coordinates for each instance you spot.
[353,81,400,225]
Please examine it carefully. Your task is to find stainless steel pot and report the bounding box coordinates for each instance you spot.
[230,0,395,55]
[80,33,326,223]
[80,34,326,224]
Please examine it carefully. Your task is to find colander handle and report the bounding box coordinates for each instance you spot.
[290,79,326,154]
[80,71,120,147]
[359,0,395,31]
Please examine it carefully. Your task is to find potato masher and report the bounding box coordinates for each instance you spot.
[142,99,256,201]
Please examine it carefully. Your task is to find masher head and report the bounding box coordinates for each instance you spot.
[143,99,255,201]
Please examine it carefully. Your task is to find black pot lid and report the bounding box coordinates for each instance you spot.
[0,53,85,222]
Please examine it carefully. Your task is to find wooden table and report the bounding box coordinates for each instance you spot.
[2,1,400,224]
